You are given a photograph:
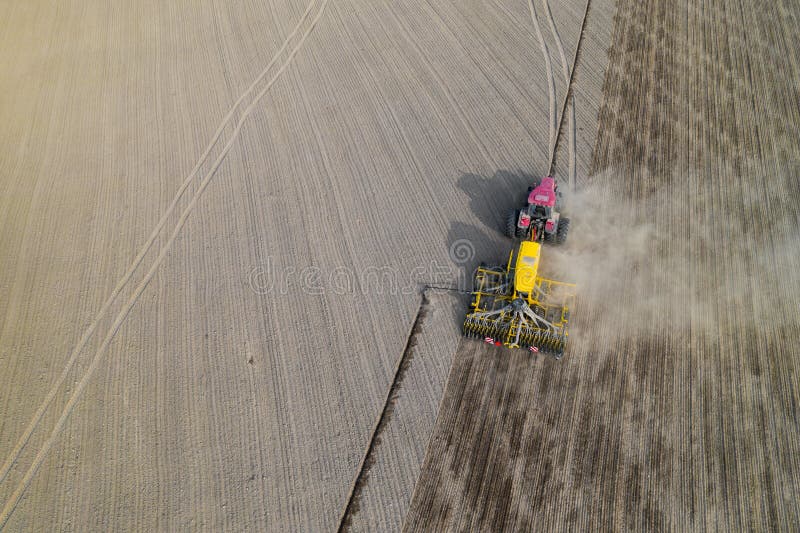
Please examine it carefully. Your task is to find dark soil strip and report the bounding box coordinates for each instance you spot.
[403,0,800,530]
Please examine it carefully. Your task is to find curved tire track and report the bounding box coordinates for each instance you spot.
[0,0,332,526]
[527,0,557,163]
[541,0,577,189]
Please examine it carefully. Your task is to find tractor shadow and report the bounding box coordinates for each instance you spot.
[457,169,539,238]
[444,170,541,295]
[445,221,505,292]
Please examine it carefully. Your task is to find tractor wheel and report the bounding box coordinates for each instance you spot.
[506,210,519,239]
[556,217,570,244]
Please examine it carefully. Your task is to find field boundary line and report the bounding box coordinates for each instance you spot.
[549,0,591,188]
[336,292,429,533]
[542,0,578,189]
[0,0,319,487]
[0,0,333,526]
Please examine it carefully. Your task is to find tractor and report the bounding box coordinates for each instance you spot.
[506,176,570,244]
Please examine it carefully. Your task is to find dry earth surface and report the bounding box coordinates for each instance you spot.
[405,0,800,531]
[0,0,584,531]
[2,0,798,531]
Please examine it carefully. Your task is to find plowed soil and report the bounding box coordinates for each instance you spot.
[405,0,800,530]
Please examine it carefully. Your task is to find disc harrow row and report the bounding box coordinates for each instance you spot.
[463,316,566,358]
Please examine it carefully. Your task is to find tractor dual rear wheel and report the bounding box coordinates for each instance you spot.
[506,209,528,239]
[506,210,518,239]
[556,217,570,244]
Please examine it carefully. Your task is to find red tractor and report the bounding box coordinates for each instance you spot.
[506,176,570,244]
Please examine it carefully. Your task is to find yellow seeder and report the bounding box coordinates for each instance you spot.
[463,240,576,358]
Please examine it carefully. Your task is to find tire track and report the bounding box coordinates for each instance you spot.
[542,0,571,100]
[527,0,557,163]
[0,0,332,526]
[541,0,578,189]
[0,0,319,488]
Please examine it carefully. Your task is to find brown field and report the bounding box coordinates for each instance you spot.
[1,0,798,531]
[405,0,800,530]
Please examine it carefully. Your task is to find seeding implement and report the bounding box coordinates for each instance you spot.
[463,240,576,358]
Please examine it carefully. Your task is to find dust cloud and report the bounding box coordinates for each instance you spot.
[544,165,800,342]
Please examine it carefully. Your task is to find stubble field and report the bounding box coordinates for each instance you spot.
[405,0,800,530]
